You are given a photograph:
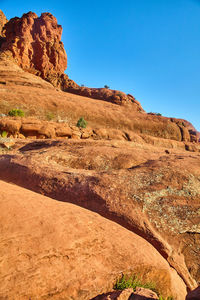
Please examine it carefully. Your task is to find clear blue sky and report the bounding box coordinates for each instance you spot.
[1,0,200,130]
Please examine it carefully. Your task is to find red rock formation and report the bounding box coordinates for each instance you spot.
[0,10,7,37]
[1,54,200,143]
[0,11,143,109]
[65,86,143,109]
[1,12,67,77]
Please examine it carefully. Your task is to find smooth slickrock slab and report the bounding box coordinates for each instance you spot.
[0,180,186,299]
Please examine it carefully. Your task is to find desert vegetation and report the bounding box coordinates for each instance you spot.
[76,116,87,128]
[114,274,173,300]
[8,108,25,117]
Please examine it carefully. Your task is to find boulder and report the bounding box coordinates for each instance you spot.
[55,124,72,137]
[92,289,134,300]
[0,117,22,134]
[21,123,43,136]
[133,287,158,299]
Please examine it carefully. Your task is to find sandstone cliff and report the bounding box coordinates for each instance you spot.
[1,12,67,76]
[0,11,143,109]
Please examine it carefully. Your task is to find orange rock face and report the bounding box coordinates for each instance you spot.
[65,86,144,108]
[1,12,67,77]
[0,138,199,293]
[0,10,7,37]
[0,180,186,299]
[0,11,143,109]
[1,54,199,144]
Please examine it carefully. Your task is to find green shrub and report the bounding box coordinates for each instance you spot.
[46,112,55,121]
[148,112,162,116]
[104,85,110,89]
[76,117,87,128]
[114,274,173,300]
[1,131,8,138]
[114,274,157,293]
[8,109,25,117]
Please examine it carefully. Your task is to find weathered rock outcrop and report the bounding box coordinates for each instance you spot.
[0,55,199,144]
[1,12,67,77]
[65,86,143,109]
[0,180,186,299]
[0,11,143,109]
[0,138,199,293]
[0,10,7,37]
[1,116,200,154]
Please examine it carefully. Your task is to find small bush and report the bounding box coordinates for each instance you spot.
[76,117,87,128]
[114,274,157,293]
[104,85,110,89]
[46,112,55,121]
[8,109,25,117]
[1,131,8,138]
[114,274,173,300]
[148,112,162,116]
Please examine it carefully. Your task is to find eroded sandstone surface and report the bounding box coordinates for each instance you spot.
[0,55,199,146]
[0,180,187,299]
[0,138,199,292]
